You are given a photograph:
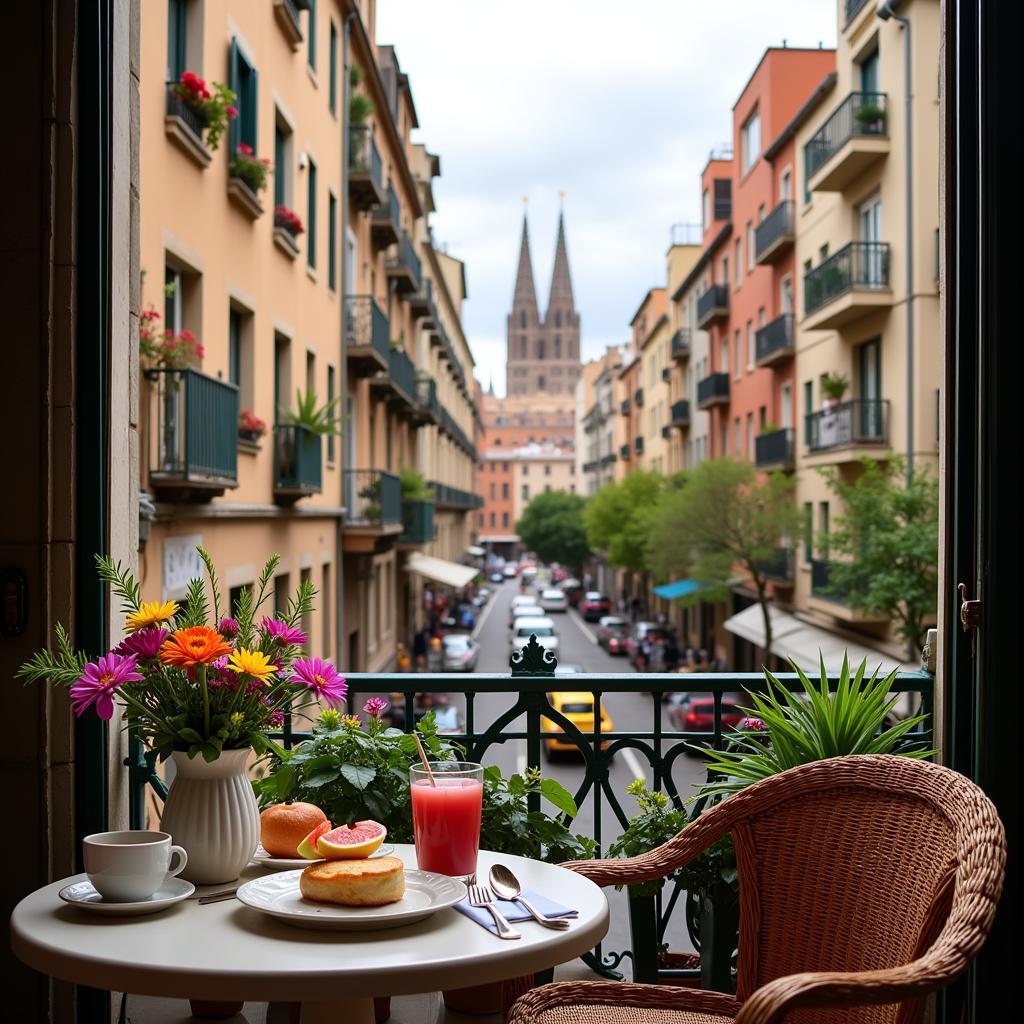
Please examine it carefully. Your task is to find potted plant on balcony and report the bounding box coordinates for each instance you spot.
[349,64,373,127]
[277,389,342,486]
[171,71,237,151]
[398,467,433,501]
[228,143,272,215]
[854,101,886,134]
[273,205,305,257]
[820,371,848,411]
[238,408,267,444]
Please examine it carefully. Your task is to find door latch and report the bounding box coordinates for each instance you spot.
[958,582,982,632]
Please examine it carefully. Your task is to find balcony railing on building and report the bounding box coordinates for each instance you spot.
[619,443,631,461]
[661,367,671,383]
[344,469,401,527]
[386,230,422,294]
[348,124,385,211]
[413,375,440,426]
[344,295,389,375]
[803,242,891,328]
[805,399,890,455]
[760,546,795,583]
[754,314,794,368]
[661,425,671,439]
[620,397,630,416]
[371,182,400,248]
[805,91,889,192]
[273,423,322,502]
[696,283,729,328]
[634,435,644,455]
[409,276,433,320]
[670,399,690,429]
[371,345,417,411]
[431,482,483,509]
[635,387,644,407]
[398,498,436,546]
[696,371,730,409]
[601,452,617,467]
[671,329,691,362]
[146,368,238,500]
[754,200,795,264]
[754,427,795,471]
[844,0,871,25]
[164,82,210,164]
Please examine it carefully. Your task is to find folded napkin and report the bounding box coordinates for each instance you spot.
[455,889,578,933]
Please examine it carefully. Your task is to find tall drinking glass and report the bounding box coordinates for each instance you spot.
[410,761,483,877]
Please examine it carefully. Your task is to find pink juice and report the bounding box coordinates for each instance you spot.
[411,777,484,876]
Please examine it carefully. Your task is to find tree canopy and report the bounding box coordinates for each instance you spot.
[515,490,591,570]
[583,470,668,573]
[645,458,801,657]
[820,456,938,655]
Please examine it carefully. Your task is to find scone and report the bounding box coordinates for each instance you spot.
[299,856,405,906]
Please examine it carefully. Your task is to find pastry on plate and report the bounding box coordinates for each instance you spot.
[299,856,405,907]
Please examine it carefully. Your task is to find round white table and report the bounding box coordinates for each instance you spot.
[11,844,609,1024]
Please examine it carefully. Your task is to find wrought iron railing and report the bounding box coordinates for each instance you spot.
[805,398,889,452]
[416,375,440,420]
[661,367,671,383]
[399,497,435,545]
[760,546,795,582]
[810,559,851,602]
[635,388,644,407]
[671,399,690,428]
[696,372,730,407]
[696,283,729,325]
[349,124,382,188]
[754,200,794,262]
[804,241,890,315]
[805,91,888,180]
[754,313,794,364]
[372,182,400,234]
[345,469,401,525]
[388,230,422,290]
[165,82,208,143]
[344,295,389,362]
[273,424,322,495]
[431,482,483,509]
[671,329,691,361]
[844,0,870,26]
[387,345,417,401]
[754,427,794,469]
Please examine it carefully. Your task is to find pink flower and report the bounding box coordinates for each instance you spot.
[226,105,238,118]
[70,653,144,720]
[261,617,307,647]
[218,617,239,638]
[363,697,388,718]
[269,708,285,727]
[290,657,348,708]
[741,717,766,732]
[114,627,168,661]
[236,143,253,156]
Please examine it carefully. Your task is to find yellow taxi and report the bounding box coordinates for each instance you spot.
[542,691,615,758]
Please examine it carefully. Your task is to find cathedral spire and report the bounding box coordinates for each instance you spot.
[511,212,538,315]
[545,210,575,319]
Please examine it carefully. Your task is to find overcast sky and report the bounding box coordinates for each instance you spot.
[376,1,838,395]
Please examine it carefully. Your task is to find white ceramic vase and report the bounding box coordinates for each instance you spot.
[160,747,259,884]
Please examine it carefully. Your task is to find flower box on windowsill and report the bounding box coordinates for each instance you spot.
[165,113,211,169]
[227,177,264,220]
[238,433,262,455]
[273,225,301,260]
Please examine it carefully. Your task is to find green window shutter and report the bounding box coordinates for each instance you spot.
[229,38,240,155]
[167,0,187,80]
[274,124,285,206]
[229,309,241,386]
[328,192,336,290]
[248,66,258,153]
[308,0,317,71]
[307,159,317,268]
[329,23,337,114]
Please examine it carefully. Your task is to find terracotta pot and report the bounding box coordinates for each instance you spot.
[288,997,391,1023]
[188,1000,244,1019]
[443,981,504,1015]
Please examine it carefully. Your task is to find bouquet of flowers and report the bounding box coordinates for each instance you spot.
[18,550,346,763]
[140,307,205,370]
[172,70,237,151]
[229,142,272,195]
[239,408,268,440]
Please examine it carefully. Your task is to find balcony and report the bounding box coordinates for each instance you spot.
[755,427,795,471]
[344,295,389,376]
[620,443,631,461]
[754,200,795,264]
[273,0,305,50]
[413,375,440,426]
[810,559,889,623]
[760,547,794,583]
[671,329,691,362]
[273,424,322,503]
[670,399,690,429]
[803,242,892,330]
[634,436,644,455]
[661,425,671,439]
[370,345,417,412]
[696,283,729,328]
[601,452,617,467]
[620,398,630,416]
[431,483,483,509]
[754,314,794,368]
[409,277,433,320]
[805,91,889,193]
[348,125,385,211]
[386,231,422,294]
[804,399,890,464]
[398,498,436,547]
[661,367,671,383]
[343,470,402,550]
[696,372,730,409]
[635,388,644,407]
[371,183,400,248]
[164,83,211,168]
[145,369,238,500]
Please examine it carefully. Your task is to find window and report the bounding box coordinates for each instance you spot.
[722,255,729,286]
[734,416,741,455]
[328,21,337,115]
[734,239,742,285]
[544,484,551,493]
[544,464,551,476]
[554,335,561,358]
[734,330,741,380]
[780,382,793,428]
[804,379,813,420]
[489,482,495,499]
[501,482,509,498]
[229,40,258,156]
[274,573,291,616]
[167,0,188,80]
[780,169,792,201]
[759,405,767,429]
[274,334,291,418]
[327,192,336,290]
[522,464,528,476]
[746,221,755,269]
[720,422,729,455]
[741,108,761,173]
[228,308,241,387]
[819,243,830,263]
[819,502,830,557]
[521,484,529,501]
[537,339,545,360]
[321,562,331,657]
[702,188,709,229]
[746,412,754,458]
[803,503,813,562]
[538,375,545,391]
[720,337,729,375]
[326,364,336,462]
[860,48,880,94]
[164,266,182,332]
[307,0,317,71]
[519,310,526,329]
[502,512,509,528]
[307,157,317,269]
[274,113,292,207]
[757,203,766,224]
[746,321,754,370]
[489,512,496,527]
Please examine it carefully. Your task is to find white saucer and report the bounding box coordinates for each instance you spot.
[58,876,195,916]
[251,843,395,871]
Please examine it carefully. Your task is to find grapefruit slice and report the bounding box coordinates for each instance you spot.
[297,820,333,860]
[316,821,387,860]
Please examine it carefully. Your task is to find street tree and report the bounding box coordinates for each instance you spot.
[645,458,801,659]
[819,456,938,655]
[515,490,591,570]
[583,470,667,573]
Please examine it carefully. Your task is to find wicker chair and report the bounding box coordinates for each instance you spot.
[509,754,1005,1024]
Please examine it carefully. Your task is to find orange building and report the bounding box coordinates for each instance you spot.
[477,452,516,553]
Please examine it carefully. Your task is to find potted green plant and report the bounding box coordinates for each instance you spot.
[820,371,849,403]
[854,102,886,134]
[228,143,272,207]
[282,389,344,436]
[172,71,237,151]
[398,467,434,501]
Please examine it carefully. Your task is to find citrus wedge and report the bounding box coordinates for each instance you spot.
[297,819,333,860]
[315,821,387,859]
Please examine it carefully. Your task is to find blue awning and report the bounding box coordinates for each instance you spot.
[653,578,702,600]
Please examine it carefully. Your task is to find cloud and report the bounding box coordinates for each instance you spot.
[376,0,838,394]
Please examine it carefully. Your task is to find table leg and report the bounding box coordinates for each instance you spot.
[299,995,376,1024]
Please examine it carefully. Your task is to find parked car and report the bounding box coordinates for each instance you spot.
[472,587,492,608]
[441,602,475,632]
[559,578,583,607]
[441,634,480,672]
[509,600,545,630]
[510,616,559,656]
[625,622,677,668]
[509,594,541,626]
[596,615,630,654]
[667,692,747,752]
[551,567,568,584]
[413,693,464,734]
[581,592,612,622]
[539,588,568,613]
[553,663,584,675]
[502,563,518,578]
[489,571,505,584]
[542,691,614,759]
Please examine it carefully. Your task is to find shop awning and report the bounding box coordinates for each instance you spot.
[724,604,918,675]
[653,578,703,600]
[405,553,480,590]
[466,545,485,557]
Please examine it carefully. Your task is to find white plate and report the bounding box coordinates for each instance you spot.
[58,877,195,916]
[250,843,395,871]
[237,868,466,931]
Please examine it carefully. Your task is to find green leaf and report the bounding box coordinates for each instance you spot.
[302,769,342,789]
[539,778,578,817]
[340,764,376,791]
[178,727,205,744]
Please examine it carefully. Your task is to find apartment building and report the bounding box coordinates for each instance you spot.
[629,289,669,473]
[615,356,642,481]
[579,350,623,494]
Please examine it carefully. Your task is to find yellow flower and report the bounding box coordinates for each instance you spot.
[341,714,362,730]
[125,600,179,633]
[226,647,276,682]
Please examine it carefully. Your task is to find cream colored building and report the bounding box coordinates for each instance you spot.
[577,347,621,495]
[790,0,941,657]
[509,444,577,523]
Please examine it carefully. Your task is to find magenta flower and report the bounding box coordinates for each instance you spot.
[261,617,307,647]
[741,717,766,732]
[70,652,144,720]
[364,696,388,718]
[217,617,239,639]
[114,627,168,660]
[290,657,347,708]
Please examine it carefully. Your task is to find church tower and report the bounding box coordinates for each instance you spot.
[505,208,581,397]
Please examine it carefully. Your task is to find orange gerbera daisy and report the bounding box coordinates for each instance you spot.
[159,626,232,669]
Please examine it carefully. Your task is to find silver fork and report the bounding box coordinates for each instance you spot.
[467,884,520,939]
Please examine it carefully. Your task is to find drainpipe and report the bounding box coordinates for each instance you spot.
[877,0,913,483]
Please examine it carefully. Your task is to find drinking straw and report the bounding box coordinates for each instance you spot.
[413,732,436,787]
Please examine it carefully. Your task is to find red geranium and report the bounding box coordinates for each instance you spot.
[274,205,305,236]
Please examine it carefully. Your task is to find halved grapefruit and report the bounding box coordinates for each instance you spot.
[297,819,333,860]
[316,821,387,860]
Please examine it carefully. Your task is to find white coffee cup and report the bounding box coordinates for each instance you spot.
[83,830,188,902]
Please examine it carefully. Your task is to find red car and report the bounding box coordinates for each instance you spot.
[580,592,611,622]
[668,692,747,752]
[596,616,630,655]
[560,578,583,607]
